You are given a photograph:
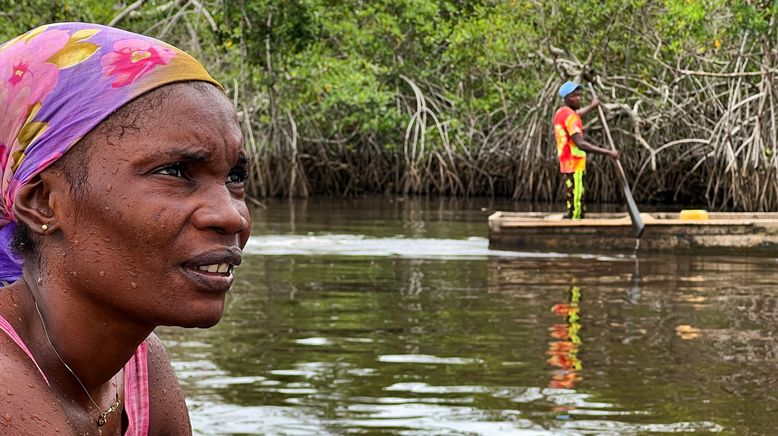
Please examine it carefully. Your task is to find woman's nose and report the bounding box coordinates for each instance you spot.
[192,185,250,236]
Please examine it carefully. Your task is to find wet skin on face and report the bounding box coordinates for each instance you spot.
[45,82,251,329]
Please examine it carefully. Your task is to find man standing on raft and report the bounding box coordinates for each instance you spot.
[553,81,619,219]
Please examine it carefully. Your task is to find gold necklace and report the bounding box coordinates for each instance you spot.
[33,299,121,427]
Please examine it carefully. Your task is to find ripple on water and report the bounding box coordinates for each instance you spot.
[243,234,630,260]
[187,401,333,436]
[294,337,331,346]
[378,354,483,365]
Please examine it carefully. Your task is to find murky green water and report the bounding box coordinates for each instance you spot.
[159,198,778,435]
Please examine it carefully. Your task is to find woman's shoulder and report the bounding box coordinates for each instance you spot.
[0,287,71,432]
[0,325,71,433]
[0,292,43,383]
[0,328,52,386]
[145,332,192,435]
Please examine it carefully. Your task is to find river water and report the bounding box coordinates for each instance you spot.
[158,198,778,435]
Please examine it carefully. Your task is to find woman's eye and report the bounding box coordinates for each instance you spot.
[228,168,248,184]
[155,163,186,178]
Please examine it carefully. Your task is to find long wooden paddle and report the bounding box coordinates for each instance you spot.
[587,83,645,238]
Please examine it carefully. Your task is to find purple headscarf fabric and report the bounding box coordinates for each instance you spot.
[0,23,220,283]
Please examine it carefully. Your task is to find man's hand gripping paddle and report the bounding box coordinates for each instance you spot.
[587,83,645,238]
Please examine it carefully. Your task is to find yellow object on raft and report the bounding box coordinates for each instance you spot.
[680,209,709,220]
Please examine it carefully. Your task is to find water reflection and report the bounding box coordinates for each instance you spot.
[156,199,778,434]
[547,283,582,391]
[627,257,641,305]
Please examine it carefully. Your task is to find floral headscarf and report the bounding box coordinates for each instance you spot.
[0,22,220,283]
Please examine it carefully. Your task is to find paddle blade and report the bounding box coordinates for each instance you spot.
[622,184,645,237]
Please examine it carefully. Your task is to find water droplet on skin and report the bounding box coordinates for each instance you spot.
[131,282,137,289]
[107,185,112,192]
[5,390,12,396]
[99,270,105,277]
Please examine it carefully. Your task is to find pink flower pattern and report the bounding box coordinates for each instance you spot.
[101,39,176,88]
[0,29,68,104]
[0,29,70,215]
[0,23,215,282]
[0,24,207,223]
[0,29,68,149]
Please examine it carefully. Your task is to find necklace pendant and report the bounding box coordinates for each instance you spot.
[97,413,107,427]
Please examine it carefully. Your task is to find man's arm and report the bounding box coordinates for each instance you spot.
[576,98,599,117]
[572,133,619,159]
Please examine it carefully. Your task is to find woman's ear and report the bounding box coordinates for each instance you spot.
[13,172,62,235]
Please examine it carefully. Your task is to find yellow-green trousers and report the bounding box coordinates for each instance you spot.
[564,170,585,219]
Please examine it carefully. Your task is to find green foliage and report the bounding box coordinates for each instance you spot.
[3,0,778,205]
[0,0,112,39]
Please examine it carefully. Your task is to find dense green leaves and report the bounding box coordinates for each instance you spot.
[3,1,778,207]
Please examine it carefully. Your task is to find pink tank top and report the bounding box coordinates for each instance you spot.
[0,314,150,435]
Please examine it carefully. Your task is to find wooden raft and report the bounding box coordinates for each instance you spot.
[488,212,778,253]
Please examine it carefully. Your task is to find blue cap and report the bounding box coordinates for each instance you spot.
[559,81,583,98]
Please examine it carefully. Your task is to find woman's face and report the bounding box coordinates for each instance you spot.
[49,83,251,328]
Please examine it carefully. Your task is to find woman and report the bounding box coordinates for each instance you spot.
[0,23,251,435]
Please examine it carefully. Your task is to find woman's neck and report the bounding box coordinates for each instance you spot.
[20,271,152,392]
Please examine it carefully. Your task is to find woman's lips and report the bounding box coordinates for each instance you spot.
[196,262,233,274]
[181,248,242,293]
[185,247,243,269]
[180,265,234,293]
